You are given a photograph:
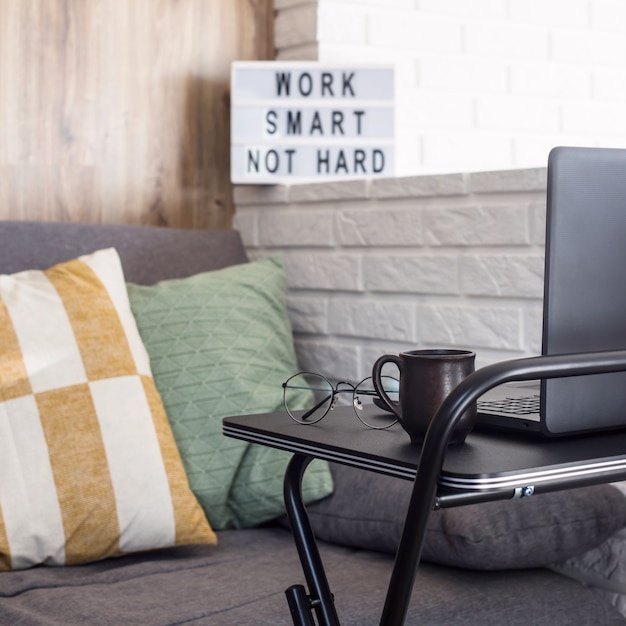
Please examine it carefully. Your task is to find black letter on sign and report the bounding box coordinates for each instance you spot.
[285,149,296,174]
[265,150,280,173]
[331,111,344,135]
[353,110,365,135]
[265,110,277,134]
[354,149,366,173]
[247,149,260,173]
[373,149,385,173]
[298,72,313,96]
[276,72,291,96]
[310,111,323,135]
[335,150,348,174]
[342,72,355,96]
[287,110,302,135]
[321,72,334,96]
[317,150,330,174]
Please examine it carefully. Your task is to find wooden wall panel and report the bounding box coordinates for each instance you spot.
[0,0,273,228]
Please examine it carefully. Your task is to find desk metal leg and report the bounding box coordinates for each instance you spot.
[284,453,340,626]
[379,472,437,626]
[380,350,626,625]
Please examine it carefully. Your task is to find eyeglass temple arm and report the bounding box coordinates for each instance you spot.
[300,394,334,421]
[380,349,626,626]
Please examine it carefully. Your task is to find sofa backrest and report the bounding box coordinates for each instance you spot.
[0,221,248,284]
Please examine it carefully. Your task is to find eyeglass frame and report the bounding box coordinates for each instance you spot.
[281,371,398,430]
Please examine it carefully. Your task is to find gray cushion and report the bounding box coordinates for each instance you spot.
[0,221,247,283]
[0,527,621,625]
[303,463,626,570]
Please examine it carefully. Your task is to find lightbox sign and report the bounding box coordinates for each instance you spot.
[231,61,395,184]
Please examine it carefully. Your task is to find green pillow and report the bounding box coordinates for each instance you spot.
[127,256,333,529]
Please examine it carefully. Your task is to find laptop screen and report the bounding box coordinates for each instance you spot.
[541,147,626,434]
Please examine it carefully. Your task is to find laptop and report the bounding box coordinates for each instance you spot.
[476,146,626,437]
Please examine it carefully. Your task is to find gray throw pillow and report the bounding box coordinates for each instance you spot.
[303,463,626,570]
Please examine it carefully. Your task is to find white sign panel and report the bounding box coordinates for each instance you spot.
[231,62,395,184]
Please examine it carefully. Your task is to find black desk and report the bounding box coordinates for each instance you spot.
[224,407,626,503]
[223,351,626,626]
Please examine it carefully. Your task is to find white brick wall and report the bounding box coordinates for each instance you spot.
[274,0,626,177]
[234,166,547,383]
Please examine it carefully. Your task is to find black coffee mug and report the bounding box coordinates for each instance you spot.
[372,349,476,445]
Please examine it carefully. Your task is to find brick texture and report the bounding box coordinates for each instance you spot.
[274,0,626,176]
[234,166,546,382]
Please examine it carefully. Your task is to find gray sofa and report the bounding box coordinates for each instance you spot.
[0,220,625,625]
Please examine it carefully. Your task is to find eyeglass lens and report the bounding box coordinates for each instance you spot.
[283,372,399,429]
[283,372,334,424]
[353,376,398,429]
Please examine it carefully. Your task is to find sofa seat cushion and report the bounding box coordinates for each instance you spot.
[0,248,215,570]
[0,527,622,625]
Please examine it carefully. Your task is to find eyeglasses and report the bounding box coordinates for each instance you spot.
[282,372,399,430]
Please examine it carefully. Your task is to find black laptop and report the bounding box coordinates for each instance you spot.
[476,146,626,436]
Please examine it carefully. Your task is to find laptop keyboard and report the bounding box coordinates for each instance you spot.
[477,394,541,415]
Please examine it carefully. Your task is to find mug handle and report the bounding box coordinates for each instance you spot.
[372,354,402,419]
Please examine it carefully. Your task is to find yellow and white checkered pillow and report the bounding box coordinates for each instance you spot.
[0,248,216,570]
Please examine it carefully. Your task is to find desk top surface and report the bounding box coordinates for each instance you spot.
[223,407,626,496]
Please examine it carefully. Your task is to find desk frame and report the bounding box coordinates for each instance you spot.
[224,350,626,626]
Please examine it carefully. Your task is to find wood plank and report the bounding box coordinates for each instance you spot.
[0,0,273,229]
